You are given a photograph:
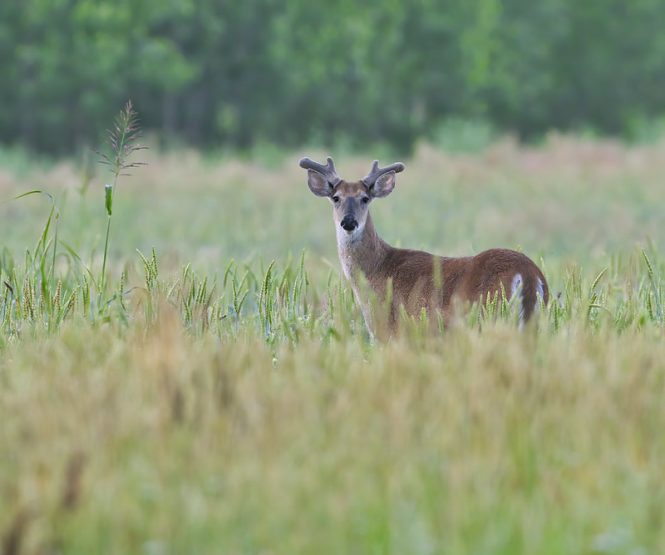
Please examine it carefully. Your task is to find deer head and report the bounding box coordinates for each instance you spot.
[299,156,405,239]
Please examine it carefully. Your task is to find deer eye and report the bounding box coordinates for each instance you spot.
[361,196,370,204]
[332,195,340,203]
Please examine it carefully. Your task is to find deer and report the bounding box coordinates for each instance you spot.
[299,156,549,337]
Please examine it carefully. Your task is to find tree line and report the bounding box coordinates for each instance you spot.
[2,0,664,154]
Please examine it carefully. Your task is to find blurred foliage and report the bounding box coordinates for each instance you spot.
[1,0,665,154]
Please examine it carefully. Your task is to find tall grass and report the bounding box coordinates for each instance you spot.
[97,100,146,297]
[1,125,665,553]
[2,317,665,554]
[1,217,663,345]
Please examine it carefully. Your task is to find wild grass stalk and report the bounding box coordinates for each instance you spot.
[97,100,146,301]
[2,141,665,553]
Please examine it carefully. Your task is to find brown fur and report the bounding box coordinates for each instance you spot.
[304,165,550,333]
[341,212,549,327]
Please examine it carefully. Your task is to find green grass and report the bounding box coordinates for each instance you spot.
[1,137,665,554]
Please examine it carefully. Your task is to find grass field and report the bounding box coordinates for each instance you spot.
[1,135,665,554]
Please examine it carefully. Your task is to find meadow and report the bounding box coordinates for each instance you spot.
[1,133,665,554]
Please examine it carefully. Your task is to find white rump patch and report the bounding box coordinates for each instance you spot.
[536,278,545,303]
[511,275,545,328]
[511,273,525,326]
[510,273,523,298]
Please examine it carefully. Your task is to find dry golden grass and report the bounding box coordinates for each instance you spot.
[1,317,665,554]
[1,137,665,553]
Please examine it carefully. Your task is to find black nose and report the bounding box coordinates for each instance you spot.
[340,216,358,231]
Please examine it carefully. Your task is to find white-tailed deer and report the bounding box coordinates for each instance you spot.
[300,156,549,336]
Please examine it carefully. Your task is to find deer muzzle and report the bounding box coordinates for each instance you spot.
[340,215,358,231]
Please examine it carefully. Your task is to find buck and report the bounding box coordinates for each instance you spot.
[300,156,549,336]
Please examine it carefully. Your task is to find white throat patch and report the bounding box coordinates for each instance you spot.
[335,222,365,280]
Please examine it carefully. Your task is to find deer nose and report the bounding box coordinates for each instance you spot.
[340,216,358,231]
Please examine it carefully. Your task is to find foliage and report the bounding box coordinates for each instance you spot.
[97,100,146,295]
[2,0,665,154]
[2,138,665,552]
[2,259,665,554]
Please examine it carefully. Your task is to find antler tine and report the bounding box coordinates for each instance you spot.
[363,159,406,186]
[299,156,341,185]
[325,156,338,176]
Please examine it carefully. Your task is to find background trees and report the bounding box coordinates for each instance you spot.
[1,0,664,154]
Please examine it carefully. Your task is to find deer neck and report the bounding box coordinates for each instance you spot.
[336,213,389,284]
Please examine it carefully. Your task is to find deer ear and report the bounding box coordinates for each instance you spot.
[370,171,396,198]
[307,170,333,197]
